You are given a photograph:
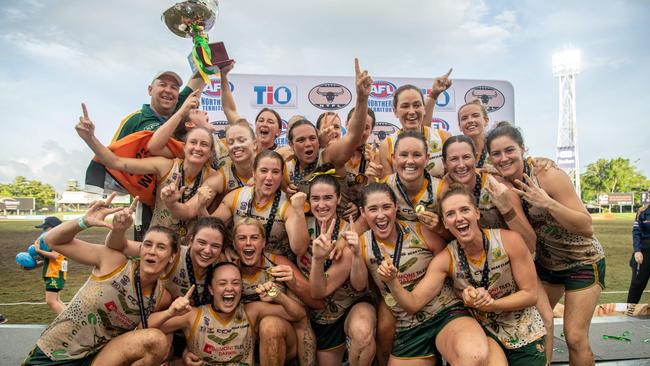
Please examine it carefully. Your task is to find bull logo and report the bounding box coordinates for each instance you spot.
[210,120,230,139]
[464,86,505,113]
[372,121,400,142]
[308,83,352,110]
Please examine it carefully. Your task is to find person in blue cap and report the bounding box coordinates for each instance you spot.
[34,216,67,314]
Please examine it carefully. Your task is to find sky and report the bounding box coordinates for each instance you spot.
[1,0,648,192]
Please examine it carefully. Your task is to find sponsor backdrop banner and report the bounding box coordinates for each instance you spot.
[200,74,514,145]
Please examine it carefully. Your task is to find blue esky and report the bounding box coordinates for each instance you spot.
[1,0,648,191]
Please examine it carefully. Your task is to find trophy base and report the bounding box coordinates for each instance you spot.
[188,41,233,75]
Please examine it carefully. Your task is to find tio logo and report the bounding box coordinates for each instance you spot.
[252,85,296,107]
[421,87,455,111]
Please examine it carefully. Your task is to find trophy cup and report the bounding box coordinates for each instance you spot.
[162,0,233,83]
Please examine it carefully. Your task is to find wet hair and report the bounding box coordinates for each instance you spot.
[394,130,428,154]
[442,135,477,161]
[392,84,424,108]
[438,183,478,216]
[187,217,230,248]
[255,108,283,130]
[287,119,318,142]
[308,163,341,198]
[346,107,377,130]
[207,261,242,285]
[233,217,267,241]
[316,112,341,130]
[360,182,398,208]
[253,149,285,174]
[457,100,489,122]
[225,120,256,141]
[485,121,524,152]
[145,225,180,253]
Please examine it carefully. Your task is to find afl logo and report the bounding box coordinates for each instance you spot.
[210,120,230,139]
[373,121,400,141]
[308,83,352,110]
[431,118,450,131]
[203,79,234,98]
[464,86,505,113]
[370,81,397,99]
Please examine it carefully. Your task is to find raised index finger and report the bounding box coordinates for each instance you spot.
[184,284,196,299]
[81,103,89,119]
[354,58,361,77]
[444,68,453,78]
[326,217,336,238]
[128,196,139,213]
[104,192,117,206]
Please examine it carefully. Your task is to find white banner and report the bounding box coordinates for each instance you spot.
[199,74,514,145]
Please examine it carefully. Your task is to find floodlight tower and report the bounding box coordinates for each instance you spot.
[552,48,581,196]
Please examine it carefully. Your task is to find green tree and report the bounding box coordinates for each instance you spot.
[581,158,649,204]
[0,176,56,208]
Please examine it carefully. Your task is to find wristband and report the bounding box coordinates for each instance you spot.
[78,216,88,230]
[502,208,517,221]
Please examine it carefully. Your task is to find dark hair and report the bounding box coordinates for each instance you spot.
[173,121,189,141]
[392,84,424,109]
[207,261,242,284]
[457,100,488,122]
[438,183,477,216]
[394,130,428,154]
[187,217,230,247]
[316,112,340,130]
[442,135,477,161]
[486,121,524,152]
[308,163,341,198]
[255,108,283,130]
[253,149,285,173]
[145,225,180,253]
[287,119,318,142]
[361,182,397,208]
[225,120,256,141]
[346,107,377,130]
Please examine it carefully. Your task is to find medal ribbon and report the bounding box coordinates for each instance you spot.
[231,163,244,188]
[371,224,404,293]
[247,189,281,241]
[134,263,156,329]
[395,171,434,210]
[185,250,212,306]
[456,230,491,289]
[472,173,483,206]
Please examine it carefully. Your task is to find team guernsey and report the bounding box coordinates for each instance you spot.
[152,158,211,237]
[342,143,371,207]
[526,164,605,271]
[161,246,210,305]
[240,252,285,303]
[35,260,163,360]
[360,221,460,331]
[220,159,252,193]
[230,186,291,259]
[385,173,443,222]
[447,229,546,349]
[475,172,508,230]
[386,126,446,178]
[296,217,367,324]
[284,150,324,195]
[187,303,255,365]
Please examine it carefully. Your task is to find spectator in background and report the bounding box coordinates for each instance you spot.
[34,216,67,315]
[628,204,650,308]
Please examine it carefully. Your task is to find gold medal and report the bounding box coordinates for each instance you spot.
[385,293,397,307]
[415,205,425,214]
[355,174,368,185]
[267,284,279,299]
[303,201,311,213]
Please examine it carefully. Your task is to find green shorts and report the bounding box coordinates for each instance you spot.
[391,303,470,360]
[22,346,96,366]
[311,296,373,351]
[486,333,547,366]
[44,274,66,292]
[536,258,605,292]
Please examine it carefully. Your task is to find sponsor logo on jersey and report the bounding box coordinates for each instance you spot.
[308,83,352,110]
[370,81,397,99]
[464,86,505,113]
[252,84,297,108]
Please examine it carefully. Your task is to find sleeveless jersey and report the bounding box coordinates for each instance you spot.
[360,221,460,331]
[188,303,255,365]
[230,186,291,259]
[240,252,286,303]
[36,260,164,360]
[386,126,445,178]
[161,246,210,306]
[447,229,545,349]
[284,150,325,195]
[210,136,230,171]
[342,143,371,207]
[526,165,605,270]
[385,173,443,222]
[220,160,252,193]
[152,158,211,237]
[475,172,508,230]
[296,217,367,324]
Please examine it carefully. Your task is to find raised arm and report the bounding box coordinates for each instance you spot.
[514,167,593,237]
[219,63,244,124]
[76,103,172,176]
[161,170,224,220]
[43,194,126,273]
[105,198,142,257]
[285,192,310,256]
[322,58,372,168]
[186,71,207,93]
[379,246,450,314]
[147,89,201,157]
[423,68,453,127]
[148,285,196,334]
[311,220,354,298]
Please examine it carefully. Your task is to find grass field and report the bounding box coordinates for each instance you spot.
[0,215,648,324]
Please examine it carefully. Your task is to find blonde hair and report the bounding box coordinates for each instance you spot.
[233,217,266,240]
